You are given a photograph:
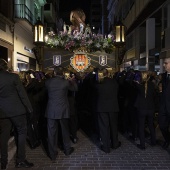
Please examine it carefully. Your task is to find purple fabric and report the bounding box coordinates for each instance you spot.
[134,71,141,82]
[34,72,41,81]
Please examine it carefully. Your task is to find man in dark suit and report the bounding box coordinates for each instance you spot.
[0,59,34,169]
[95,69,121,153]
[45,66,77,161]
[159,57,170,149]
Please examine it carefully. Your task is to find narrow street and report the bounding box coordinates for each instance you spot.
[5,128,170,170]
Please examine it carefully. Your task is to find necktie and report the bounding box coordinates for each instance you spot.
[166,74,170,86]
[167,74,170,80]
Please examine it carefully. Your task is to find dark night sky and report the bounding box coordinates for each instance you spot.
[59,0,91,24]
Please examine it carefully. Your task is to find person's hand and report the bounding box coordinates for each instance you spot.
[134,80,140,84]
[68,76,75,81]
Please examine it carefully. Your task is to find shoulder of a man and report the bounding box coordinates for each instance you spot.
[162,72,167,80]
[2,71,19,80]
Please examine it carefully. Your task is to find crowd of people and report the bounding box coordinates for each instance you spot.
[0,57,170,169]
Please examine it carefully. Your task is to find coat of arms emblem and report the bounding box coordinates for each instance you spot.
[70,52,91,72]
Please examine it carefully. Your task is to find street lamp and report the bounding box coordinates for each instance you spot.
[114,20,126,71]
[33,17,45,71]
[34,17,44,45]
[115,21,125,44]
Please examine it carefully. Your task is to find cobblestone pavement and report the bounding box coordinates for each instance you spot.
[4,129,170,170]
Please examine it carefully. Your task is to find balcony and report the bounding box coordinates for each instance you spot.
[14,4,34,25]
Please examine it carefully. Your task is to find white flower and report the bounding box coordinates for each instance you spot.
[108,34,112,38]
[103,41,109,48]
[95,43,101,48]
[45,30,115,53]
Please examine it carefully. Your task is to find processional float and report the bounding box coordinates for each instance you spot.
[45,9,115,73]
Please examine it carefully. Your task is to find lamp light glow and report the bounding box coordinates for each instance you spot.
[34,18,44,44]
[115,21,125,44]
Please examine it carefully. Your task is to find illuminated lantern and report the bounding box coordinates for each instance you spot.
[33,17,44,46]
[115,20,125,45]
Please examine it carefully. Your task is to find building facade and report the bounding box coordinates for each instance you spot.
[0,0,59,72]
[89,0,102,34]
[0,0,14,69]
[108,0,169,73]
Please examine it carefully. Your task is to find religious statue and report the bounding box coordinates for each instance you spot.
[70,8,86,32]
[63,22,67,32]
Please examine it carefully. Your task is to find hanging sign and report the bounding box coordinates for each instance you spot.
[53,55,61,66]
[99,55,107,66]
[70,52,91,72]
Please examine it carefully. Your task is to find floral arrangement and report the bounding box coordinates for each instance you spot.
[45,30,115,53]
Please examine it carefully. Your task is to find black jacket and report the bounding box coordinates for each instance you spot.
[0,71,33,118]
[134,81,156,110]
[159,72,170,115]
[95,77,119,112]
